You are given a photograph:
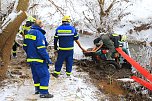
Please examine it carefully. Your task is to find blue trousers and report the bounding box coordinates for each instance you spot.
[55,50,73,73]
[30,62,50,94]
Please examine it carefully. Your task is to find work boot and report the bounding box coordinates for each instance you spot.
[40,93,54,98]
[35,87,40,94]
[52,73,59,78]
[35,91,40,94]
[12,55,17,58]
[66,72,71,77]
[66,74,71,76]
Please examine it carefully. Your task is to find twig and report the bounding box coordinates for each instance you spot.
[48,0,64,16]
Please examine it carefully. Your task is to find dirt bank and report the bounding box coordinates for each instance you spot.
[74,59,152,101]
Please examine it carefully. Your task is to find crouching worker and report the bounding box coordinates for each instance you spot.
[86,33,127,60]
[23,20,53,98]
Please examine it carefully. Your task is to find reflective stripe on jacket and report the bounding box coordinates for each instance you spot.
[54,23,79,50]
[23,25,50,63]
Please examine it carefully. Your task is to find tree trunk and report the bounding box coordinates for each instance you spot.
[0,0,1,11]
[0,0,2,27]
[16,0,30,12]
[0,0,29,80]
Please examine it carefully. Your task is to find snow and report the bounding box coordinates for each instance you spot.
[2,11,23,30]
[131,29,152,42]
[0,66,106,101]
[117,78,134,82]
[1,0,16,14]
[115,0,152,42]
[12,0,19,12]
[127,0,152,20]
[1,0,150,41]
[1,0,152,100]
[0,29,2,33]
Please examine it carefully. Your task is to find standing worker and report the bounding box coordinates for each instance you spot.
[52,15,86,78]
[23,20,53,98]
[12,41,20,58]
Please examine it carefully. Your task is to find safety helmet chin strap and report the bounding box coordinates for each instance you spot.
[62,21,70,24]
[119,35,122,41]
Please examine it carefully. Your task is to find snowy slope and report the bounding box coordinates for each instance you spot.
[115,0,152,42]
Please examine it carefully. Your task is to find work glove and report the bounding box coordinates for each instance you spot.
[46,59,52,64]
[47,59,53,69]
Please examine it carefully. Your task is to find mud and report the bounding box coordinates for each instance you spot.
[0,45,152,100]
[74,59,151,101]
[0,49,107,101]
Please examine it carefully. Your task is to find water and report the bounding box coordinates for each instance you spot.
[74,35,95,59]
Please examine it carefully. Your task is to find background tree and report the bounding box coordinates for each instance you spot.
[82,0,132,34]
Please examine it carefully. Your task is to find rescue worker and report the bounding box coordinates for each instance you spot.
[12,41,20,58]
[53,15,86,78]
[23,20,53,98]
[87,33,127,60]
[19,16,36,37]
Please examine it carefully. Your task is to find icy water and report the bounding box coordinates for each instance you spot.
[74,35,94,60]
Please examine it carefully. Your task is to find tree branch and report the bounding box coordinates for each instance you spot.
[48,0,64,16]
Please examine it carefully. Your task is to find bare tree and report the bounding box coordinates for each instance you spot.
[82,0,132,34]
[48,0,64,16]
[28,0,65,24]
[27,0,132,35]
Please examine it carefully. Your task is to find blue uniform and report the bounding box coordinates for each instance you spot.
[54,23,79,75]
[23,25,51,94]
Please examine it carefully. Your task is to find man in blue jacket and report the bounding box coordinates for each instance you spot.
[23,20,53,98]
[53,16,86,78]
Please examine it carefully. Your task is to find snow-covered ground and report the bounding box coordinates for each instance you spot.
[0,65,106,101]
